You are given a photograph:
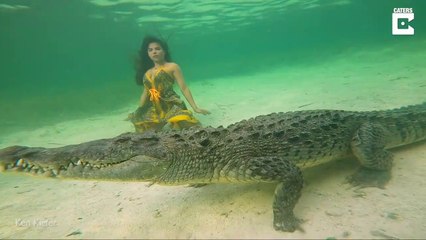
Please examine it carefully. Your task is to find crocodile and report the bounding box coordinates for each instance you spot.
[0,103,425,232]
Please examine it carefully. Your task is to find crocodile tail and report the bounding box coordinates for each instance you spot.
[385,102,426,146]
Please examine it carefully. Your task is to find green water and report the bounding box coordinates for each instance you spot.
[0,0,425,137]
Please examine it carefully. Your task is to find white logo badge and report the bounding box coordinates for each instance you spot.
[392,8,414,35]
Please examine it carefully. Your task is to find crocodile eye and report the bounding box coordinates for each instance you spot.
[194,130,208,138]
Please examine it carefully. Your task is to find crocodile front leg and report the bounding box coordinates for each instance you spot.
[349,122,393,188]
[246,156,304,232]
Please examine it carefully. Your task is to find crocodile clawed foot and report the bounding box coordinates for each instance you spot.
[346,167,391,189]
[273,213,305,232]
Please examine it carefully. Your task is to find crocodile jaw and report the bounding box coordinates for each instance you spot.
[57,155,169,180]
[0,146,169,181]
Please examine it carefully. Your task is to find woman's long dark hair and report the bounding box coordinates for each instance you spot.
[135,35,172,85]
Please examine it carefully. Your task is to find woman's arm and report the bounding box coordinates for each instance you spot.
[127,87,148,121]
[172,64,210,115]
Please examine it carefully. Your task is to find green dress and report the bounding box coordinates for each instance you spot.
[129,67,199,132]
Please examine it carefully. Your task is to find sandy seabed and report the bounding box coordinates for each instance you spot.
[0,44,425,239]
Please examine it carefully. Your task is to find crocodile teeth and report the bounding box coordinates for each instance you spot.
[42,170,51,177]
[76,160,82,166]
[68,163,74,169]
[24,165,33,172]
[38,168,45,174]
[15,159,24,167]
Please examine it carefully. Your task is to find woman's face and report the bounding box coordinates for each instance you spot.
[147,42,165,62]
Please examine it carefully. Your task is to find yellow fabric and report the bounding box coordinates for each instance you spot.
[168,114,199,124]
[146,68,162,103]
[149,88,161,102]
[134,119,159,125]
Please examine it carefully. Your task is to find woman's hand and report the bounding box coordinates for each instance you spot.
[194,107,211,115]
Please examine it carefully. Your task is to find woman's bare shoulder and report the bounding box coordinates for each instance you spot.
[166,62,180,69]
[164,63,180,75]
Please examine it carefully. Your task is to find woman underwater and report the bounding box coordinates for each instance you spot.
[129,36,210,133]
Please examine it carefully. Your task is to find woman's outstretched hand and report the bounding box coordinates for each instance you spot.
[194,107,211,115]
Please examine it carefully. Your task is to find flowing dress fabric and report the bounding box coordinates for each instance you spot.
[130,67,199,132]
